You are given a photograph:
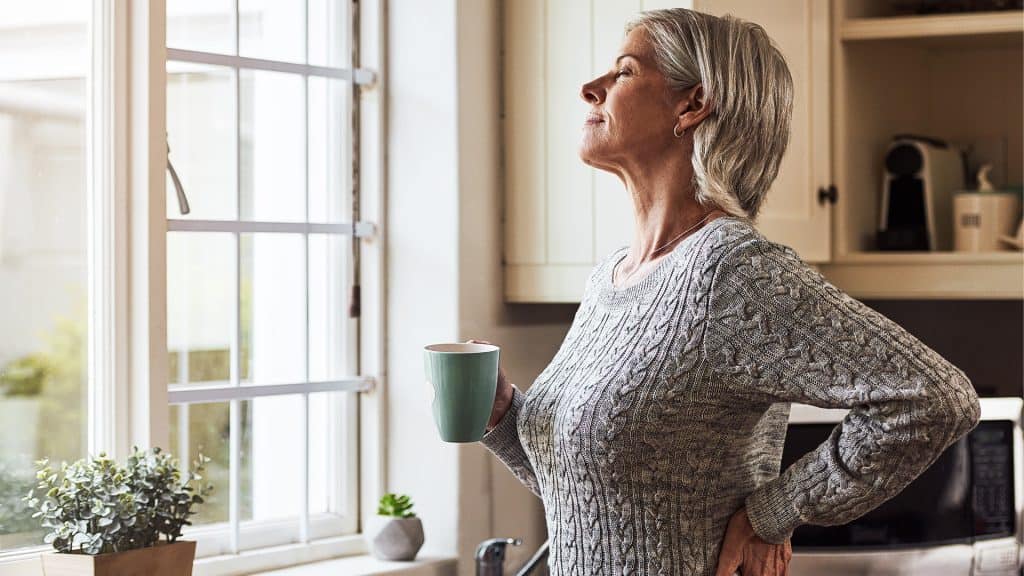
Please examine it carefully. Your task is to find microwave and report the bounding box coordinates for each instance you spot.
[784,397,1022,576]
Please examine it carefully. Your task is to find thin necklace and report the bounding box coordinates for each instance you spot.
[615,209,719,286]
[650,210,716,257]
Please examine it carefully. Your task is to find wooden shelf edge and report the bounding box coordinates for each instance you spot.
[832,251,1024,265]
[818,260,1024,300]
[841,11,1023,41]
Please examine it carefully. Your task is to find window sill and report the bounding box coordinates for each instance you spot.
[1,538,456,576]
[250,555,457,575]
[191,534,456,576]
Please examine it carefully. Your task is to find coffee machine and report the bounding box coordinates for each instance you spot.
[877,134,965,251]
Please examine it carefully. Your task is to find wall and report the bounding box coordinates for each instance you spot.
[386,0,575,573]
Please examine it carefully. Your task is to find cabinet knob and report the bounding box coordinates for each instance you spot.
[817,185,837,205]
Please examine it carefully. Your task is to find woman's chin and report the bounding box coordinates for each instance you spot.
[578,144,606,168]
[579,150,619,174]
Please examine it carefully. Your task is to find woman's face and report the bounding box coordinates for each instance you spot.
[579,27,695,174]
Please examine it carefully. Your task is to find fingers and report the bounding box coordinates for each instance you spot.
[746,543,791,576]
[713,543,742,576]
[719,540,790,576]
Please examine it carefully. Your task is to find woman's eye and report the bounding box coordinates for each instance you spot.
[615,69,630,79]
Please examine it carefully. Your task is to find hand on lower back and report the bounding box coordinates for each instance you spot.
[714,507,792,576]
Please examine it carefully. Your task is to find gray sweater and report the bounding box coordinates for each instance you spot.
[481,215,981,575]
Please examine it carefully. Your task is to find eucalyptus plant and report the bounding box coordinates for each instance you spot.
[24,447,213,555]
[377,493,415,518]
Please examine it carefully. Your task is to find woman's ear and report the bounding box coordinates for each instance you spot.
[676,84,711,132]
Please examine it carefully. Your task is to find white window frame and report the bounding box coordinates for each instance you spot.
[156,0,386,568]
[0,0,386,572]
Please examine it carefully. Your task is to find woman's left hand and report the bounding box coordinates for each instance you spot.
[714,507,792,576]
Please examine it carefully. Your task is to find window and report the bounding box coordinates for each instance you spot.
[0,0,382,568]
[164,0,375,557]
[0,1,91,553]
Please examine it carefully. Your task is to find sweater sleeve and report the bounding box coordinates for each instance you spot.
[480,385,541,498]
[702,237,982,545]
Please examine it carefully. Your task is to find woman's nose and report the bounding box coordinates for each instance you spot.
[580,78,604,105]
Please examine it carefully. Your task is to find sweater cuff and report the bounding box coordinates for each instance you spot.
[480,386,525,453]
[744,477,802,544]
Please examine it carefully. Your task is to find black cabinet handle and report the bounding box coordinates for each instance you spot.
[818,185,837,205]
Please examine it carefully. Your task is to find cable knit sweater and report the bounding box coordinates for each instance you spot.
[481,215,981,575]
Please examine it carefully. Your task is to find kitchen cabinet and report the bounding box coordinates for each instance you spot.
[503,0,1024,302]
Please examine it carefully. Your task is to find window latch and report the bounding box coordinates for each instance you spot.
[167,134,191,215]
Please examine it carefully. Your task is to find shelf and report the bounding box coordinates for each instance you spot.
[818,253,1023,300]
[841,11,1023,42]
[833,251,1024,265]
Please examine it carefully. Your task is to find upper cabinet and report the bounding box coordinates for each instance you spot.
[503,0,1024,302]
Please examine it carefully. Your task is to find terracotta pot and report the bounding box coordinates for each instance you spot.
[368,516,424,561]
[41,540,196,576]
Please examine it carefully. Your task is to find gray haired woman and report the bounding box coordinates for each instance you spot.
[470,8,981,576]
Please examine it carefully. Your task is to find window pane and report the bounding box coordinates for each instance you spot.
[239,0,305,64]
[308,391,355,517]
[307,0,348,68]
[308,234,351,382]
[241,234,306,385]
[167,63,238,220]
[169,401,253,525]
[168,232,236,386]
[0,2,89,551]
[251,395,303,521]
[240,70,305,222]
[307,77,349,224]
[167,0,236,55]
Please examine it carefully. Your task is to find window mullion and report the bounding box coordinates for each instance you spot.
[229,0,241,553]
[301,0,312,542]
[166,48,375,85]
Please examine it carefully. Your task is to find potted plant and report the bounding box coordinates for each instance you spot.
[24,447,212,576]
[367,493,424,561]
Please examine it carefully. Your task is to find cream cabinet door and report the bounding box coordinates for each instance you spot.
[502,0,830,301]
[694,0,833,261]
[504,0,693,302]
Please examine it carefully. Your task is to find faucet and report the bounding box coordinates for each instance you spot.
[475,538,550,576]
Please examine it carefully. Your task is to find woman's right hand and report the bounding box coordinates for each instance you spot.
[466,339,513,431]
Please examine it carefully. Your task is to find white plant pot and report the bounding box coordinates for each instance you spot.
[366,516,424,561]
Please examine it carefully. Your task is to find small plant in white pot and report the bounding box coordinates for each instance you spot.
[24,447,212,576]
[368,493,424,561]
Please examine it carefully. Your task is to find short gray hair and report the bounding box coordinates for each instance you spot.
[625,9,793,221]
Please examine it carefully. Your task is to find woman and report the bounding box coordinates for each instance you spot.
[472,8,980,576]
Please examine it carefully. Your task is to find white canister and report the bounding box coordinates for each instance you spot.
[952,192,1021,252]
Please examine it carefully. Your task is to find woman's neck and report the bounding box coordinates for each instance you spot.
[618,152,716,266]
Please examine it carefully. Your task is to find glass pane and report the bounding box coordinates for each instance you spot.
[240,70,306,222]
[251,395,302,520]
[167,63,238,220]
[0,2,89,551]
[239,0,305,64]
[167,0,236,55]
[307,77,349,224]
[308,234,351,381]
[167,232,235,386]
[169,401,253,525]
[308,391,355,517]
[241,234,306,385]
[307,0,348,68]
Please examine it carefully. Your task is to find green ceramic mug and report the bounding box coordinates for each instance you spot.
[423,342,499,443]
